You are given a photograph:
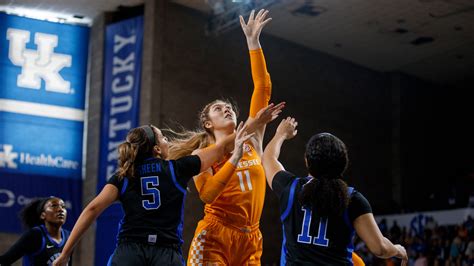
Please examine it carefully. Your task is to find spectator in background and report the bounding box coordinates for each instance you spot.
[379,218,388,236]
[414,250,428,266]
[465,236,474,265]
[390,220,402,242]
[425,216,437,231]
[355,215,474,265]
[464,215,474,234]
[441,239,451,265]
[430,237,443,266]
[457,224,468,241]
[448,235,462,266]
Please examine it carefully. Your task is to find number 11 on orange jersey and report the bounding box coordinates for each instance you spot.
[237,170,252,192]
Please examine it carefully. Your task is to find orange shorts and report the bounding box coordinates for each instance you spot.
[187,215,262,265]
[352,252,365,266]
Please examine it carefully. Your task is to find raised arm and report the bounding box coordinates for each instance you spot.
[262,117,298,189]
[240,9,272,151]
[53,185,119,266]
[193,122,254,204]
[354,213,408,265]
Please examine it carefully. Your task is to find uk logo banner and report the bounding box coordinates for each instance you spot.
[0,13,89,233]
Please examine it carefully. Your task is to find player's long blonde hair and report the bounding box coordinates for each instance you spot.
[167,99,238,160]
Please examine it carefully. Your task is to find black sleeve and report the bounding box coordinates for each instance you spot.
[272,170,297,199]
[0,228,43,265]
[348,191,373,223]
[106,174,123,191]
[173,155,201,186]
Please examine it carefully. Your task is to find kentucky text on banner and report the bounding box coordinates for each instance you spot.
[95,15,143,265]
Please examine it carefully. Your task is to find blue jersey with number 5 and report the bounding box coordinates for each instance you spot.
[107,155,201,245]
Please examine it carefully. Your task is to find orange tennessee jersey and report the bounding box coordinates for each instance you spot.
[195,142,266,228]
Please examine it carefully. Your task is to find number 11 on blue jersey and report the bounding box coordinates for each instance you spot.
[297,206,329,247]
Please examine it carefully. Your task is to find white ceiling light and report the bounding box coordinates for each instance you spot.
[0,5,92,26]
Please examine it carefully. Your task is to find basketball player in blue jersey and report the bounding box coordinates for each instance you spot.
[52,123,255,266]
[262,117,408,265]
[0,197,71,265]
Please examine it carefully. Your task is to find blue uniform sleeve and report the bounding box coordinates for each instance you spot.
[0,228,43,265]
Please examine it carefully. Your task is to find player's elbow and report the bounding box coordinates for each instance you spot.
[84,203,100,216]
[84,200,105,218]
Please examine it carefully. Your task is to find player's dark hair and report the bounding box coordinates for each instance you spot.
[19,197,54,229]
[117,125,159,179]
[300,133,350,217]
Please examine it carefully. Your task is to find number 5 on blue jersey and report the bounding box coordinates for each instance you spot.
[141,176,161,210]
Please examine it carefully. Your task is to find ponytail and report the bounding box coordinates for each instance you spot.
[302,132,350,216]
[116,126,156,180]
[117,141,140,179]
[299,177,349,217]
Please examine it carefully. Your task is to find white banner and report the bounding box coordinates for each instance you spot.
[376,208,474,234]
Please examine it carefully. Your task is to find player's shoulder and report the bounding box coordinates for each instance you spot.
[27,226,44,237]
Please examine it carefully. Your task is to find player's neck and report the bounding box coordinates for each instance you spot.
[213,128,234,142]
[45,222,62,241]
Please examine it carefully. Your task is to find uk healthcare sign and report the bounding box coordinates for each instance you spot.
[0,13,89,233]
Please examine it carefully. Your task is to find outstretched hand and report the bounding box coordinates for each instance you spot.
[240,9,272,50]
[395,244,408,266]
[276,117,298,140]
[254,102,285,126]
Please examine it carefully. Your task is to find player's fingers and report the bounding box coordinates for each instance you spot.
[249,10,255,22]
[256,9,265,20]
[242,132,255,142]
[236,121,244,134]
[239,15,246,28]
[260,10,269,21]
[261,17,272,28]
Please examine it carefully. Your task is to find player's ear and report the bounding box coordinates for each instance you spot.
[153,145,162,158]
[204,120,213,130]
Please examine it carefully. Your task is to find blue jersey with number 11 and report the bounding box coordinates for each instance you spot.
[272,171,372,266]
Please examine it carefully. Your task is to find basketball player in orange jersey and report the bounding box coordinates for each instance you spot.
[168,9,364,265]
[165,9,274,265]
